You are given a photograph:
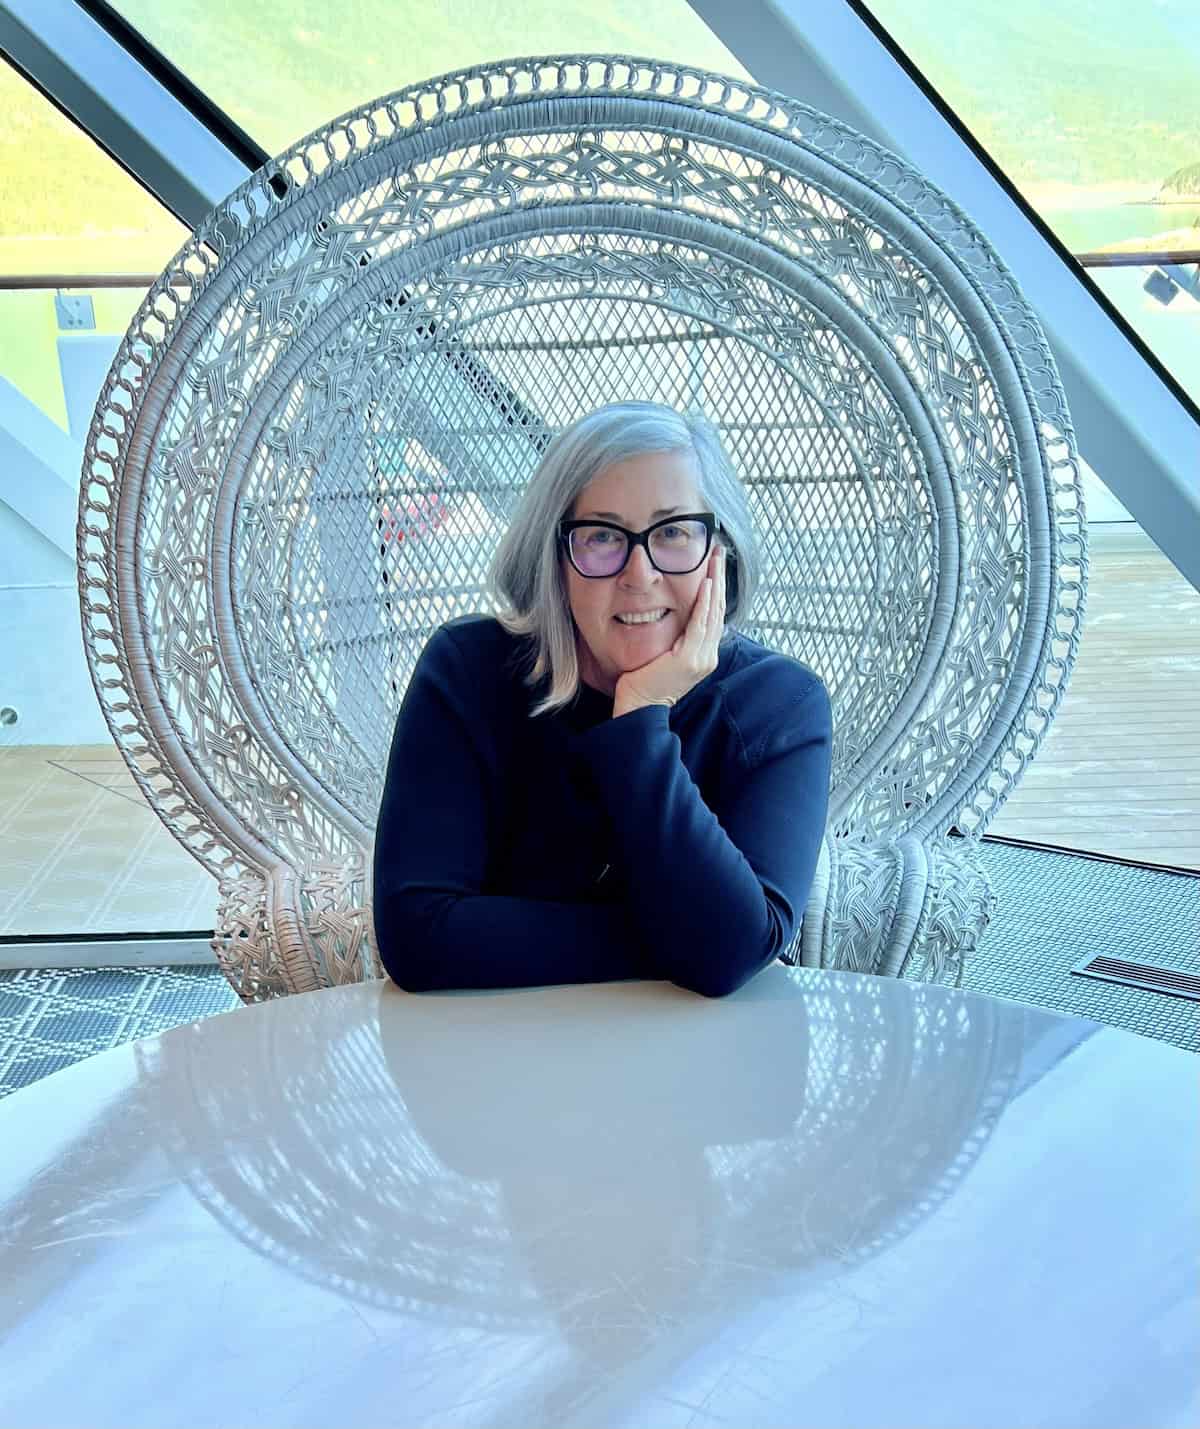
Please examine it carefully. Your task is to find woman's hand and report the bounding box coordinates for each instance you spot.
[612,545,727,717]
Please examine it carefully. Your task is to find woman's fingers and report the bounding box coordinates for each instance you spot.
[688,577,710,641]
[707,548,725,652]
[689,556,709,655]
[682,547,725,670]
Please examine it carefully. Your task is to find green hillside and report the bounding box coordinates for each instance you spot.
[115,0,749,156]
[2,0,1196,276]
[0,58,187,275]
[868,0,1199,189]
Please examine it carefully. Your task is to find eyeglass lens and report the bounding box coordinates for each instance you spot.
[569,519,710,576]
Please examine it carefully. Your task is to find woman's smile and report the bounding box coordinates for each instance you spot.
[613,608,671,626]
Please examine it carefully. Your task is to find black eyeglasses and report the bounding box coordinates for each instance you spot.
[558,512,721,578]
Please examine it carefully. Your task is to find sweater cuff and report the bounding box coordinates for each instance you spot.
[569,701,674,761]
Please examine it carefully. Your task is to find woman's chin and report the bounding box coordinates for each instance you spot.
[577,625,671,690]
[611,634,671,668]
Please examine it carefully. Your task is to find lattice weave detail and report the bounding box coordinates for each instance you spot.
[78,55,1086,998]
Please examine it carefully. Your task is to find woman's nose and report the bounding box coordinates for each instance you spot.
[621,543,661,584]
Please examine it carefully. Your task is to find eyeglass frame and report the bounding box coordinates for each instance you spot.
[557,511,722,579]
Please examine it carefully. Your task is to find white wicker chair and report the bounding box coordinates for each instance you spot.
[78,56,1087,1001]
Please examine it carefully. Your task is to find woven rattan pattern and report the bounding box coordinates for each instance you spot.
[78,57,1086,997]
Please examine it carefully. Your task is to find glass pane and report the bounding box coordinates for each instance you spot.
[0,62,214,936]
[113,0,750,158]
[864,1,1200,262]
[0,58,187,276]
[987,523,1200,871]
[863,2,1199,409]
[1088,263,1200,407]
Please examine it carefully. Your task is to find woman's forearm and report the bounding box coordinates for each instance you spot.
[374,885,653,993]
[570,695,830,997]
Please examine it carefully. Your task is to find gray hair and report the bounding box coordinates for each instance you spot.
[486,401,761,719]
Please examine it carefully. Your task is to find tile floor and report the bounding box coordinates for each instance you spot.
[0,745,216,936]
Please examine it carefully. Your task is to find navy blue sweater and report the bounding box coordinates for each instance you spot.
[372,615,832,997]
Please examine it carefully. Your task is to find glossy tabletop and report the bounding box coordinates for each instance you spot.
[0,965,1196,1429]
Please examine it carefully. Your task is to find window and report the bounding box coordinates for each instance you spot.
[0,58,211,937]
[113,0,750,156]
[864,0,1200,404]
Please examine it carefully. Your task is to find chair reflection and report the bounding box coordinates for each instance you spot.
[137,973,1029,1352]
[131,973,1037,1422]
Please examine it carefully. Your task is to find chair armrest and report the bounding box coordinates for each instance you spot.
[784,832,996,986]
[213,849,379,1001]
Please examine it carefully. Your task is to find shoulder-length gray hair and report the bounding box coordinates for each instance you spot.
[486,401,761,719]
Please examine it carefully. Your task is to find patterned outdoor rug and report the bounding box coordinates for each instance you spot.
[1,841,1195,1098]
[963,839,1197,1054]
[0,965,239,1099]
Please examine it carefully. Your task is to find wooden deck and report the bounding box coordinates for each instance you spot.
[987,524,1200,870]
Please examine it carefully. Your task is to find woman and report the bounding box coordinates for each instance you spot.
[372,401,832,996]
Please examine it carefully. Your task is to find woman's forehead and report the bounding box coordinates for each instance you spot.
[576,449,701,521]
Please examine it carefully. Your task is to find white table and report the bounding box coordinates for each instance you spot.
[0,964,1195,1428]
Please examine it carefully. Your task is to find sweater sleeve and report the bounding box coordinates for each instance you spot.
[371,627,651,992]
[570,677,832,998]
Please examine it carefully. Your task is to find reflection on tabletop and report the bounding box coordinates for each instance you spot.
[146,967,1025,1421]
[6,965,1193,1429]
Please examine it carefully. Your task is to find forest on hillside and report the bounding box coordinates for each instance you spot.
[2,0,1196,270]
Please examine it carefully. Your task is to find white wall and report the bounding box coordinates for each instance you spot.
[0,504,112,745]
[0,590,112,746]
[0,363,115,746]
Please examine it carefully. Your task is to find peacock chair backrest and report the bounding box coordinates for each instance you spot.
[80,56,1086,900]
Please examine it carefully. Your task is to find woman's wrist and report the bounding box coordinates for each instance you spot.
[612,698,671,719]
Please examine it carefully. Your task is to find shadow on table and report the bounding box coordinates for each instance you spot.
[137,967,1034,1415]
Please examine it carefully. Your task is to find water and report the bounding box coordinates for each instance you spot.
[1034,204,1200,404]
[1044,204,1200,255]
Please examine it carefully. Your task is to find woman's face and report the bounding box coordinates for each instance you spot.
[564,449,713,697]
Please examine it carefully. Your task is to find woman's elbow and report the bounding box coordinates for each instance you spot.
[374,906,439,993]
[687,974,744,999]
[674,915,792,998]
[674,954,768,999]
[382,965,438,994]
